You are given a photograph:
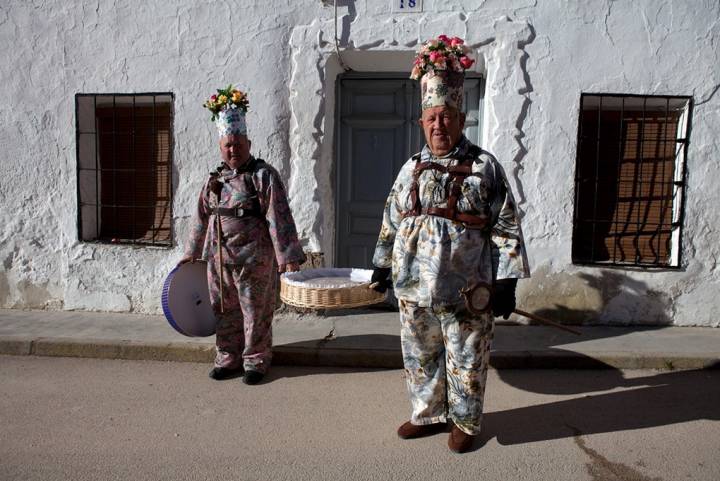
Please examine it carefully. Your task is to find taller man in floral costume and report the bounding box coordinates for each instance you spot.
[179,86,305,385]
[371,36,530,452]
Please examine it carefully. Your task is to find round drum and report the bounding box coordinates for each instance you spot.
[161,261,217,337]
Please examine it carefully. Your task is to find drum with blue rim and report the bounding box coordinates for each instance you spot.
[161,261,217,337]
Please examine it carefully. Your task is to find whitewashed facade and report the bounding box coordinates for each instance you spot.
[0,0,718,326]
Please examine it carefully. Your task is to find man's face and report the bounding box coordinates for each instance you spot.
[418,106,466,157]
[219,134,251,169]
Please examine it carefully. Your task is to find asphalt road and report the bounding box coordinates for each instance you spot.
[1,356,718,481]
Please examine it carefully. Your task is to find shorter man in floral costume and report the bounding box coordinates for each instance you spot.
[371,36,530,452]
[179,86,305,385]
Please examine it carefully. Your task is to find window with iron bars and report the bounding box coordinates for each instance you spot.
[572,93,691,268]
[76,93,174,247]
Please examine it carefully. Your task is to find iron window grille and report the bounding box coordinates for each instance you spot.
[572,93,691,268]
[76,93,174,247]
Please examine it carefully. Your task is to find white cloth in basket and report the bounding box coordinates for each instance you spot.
[281,268,373,289]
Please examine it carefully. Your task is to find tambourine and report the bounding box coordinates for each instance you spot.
[161,261,217,337]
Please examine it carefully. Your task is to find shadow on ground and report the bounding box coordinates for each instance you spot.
[476,271,720,451]
[479,364,720,449]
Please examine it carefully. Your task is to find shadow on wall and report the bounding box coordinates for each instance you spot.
[520,267,673,326]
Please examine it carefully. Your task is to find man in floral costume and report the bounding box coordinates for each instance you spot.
[371,36,530,452]
[179,86,305,385]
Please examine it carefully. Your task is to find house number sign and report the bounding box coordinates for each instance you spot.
[392,0,423,13]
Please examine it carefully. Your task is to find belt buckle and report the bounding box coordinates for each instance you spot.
[235,207,245,217]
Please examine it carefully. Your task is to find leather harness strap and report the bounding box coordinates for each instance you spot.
[210,158,265,219]
[404,156,488,228]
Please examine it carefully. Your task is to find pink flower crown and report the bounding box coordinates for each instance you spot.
[410,35,475,80]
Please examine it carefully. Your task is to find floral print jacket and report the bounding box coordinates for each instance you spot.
[373,136,530,307]
[185,157,306,268]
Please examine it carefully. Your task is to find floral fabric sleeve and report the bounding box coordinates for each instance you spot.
[488,161,531,280]
[184,179,212,260]
[373,162,413,269]
[257,167,306,266]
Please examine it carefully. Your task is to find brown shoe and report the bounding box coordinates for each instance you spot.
[397,421,446,439]
[448,424,475,453]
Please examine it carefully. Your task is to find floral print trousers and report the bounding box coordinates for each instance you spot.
[399,299,494,435]
[207,257,277,374]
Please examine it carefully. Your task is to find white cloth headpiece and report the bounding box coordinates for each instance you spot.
[420,70,465,111]
[215,108,247,137]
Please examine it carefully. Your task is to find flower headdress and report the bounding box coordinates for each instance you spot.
[203,84,249,121]
[410,35,475,81]
[412,35,475,111]
[203,84,250,137]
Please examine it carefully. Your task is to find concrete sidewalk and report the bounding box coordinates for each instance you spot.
[0,308,718,369]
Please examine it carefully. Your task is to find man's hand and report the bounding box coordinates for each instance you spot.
[370,267,393,293]
[492,278,518,319]
[278,262,301,273]
[177,255,194,267]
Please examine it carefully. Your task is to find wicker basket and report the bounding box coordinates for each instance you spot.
[280,268,386,309]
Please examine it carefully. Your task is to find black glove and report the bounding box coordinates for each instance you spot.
[492,278,517,319]
[370,267,393,293]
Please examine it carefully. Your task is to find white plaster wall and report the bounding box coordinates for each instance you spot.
[0,0,718,326]
[0,0,326,312]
